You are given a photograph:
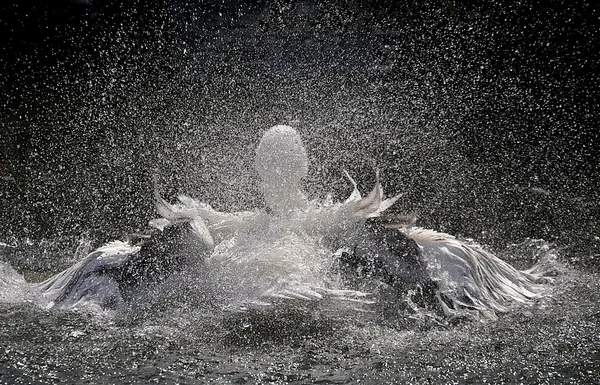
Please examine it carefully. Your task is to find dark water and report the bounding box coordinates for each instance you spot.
[1,2,599,384]
[1,260,599,384]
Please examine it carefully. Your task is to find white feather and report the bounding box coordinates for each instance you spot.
[405,227,550,319]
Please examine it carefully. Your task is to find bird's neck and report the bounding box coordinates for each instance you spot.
[262,182,308,216]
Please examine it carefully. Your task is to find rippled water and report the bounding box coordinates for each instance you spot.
[1,237,599,384]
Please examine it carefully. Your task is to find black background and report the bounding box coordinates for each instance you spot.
[0,1,598,258]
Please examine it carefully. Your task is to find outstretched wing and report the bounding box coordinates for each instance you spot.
[406,227,554,320]
[37,241,137,309]
[37,222,209,310]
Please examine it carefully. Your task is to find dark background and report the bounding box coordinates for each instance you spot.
[0,0,598,263]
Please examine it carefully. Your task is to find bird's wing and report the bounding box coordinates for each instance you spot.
[406,227,552,320]
[37,241,139,308]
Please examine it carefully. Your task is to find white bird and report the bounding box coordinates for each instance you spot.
[31,124,555,320]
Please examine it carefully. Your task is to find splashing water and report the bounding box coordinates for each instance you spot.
[0,125,558,329]
[0,121,596,384]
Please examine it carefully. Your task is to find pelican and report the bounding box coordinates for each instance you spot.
[31,125,555,319]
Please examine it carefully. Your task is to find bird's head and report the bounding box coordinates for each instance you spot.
[254,125,309,214]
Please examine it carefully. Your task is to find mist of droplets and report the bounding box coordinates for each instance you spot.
[1,1,598,260]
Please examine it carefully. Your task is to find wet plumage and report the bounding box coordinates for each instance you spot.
[33,125,555,319]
